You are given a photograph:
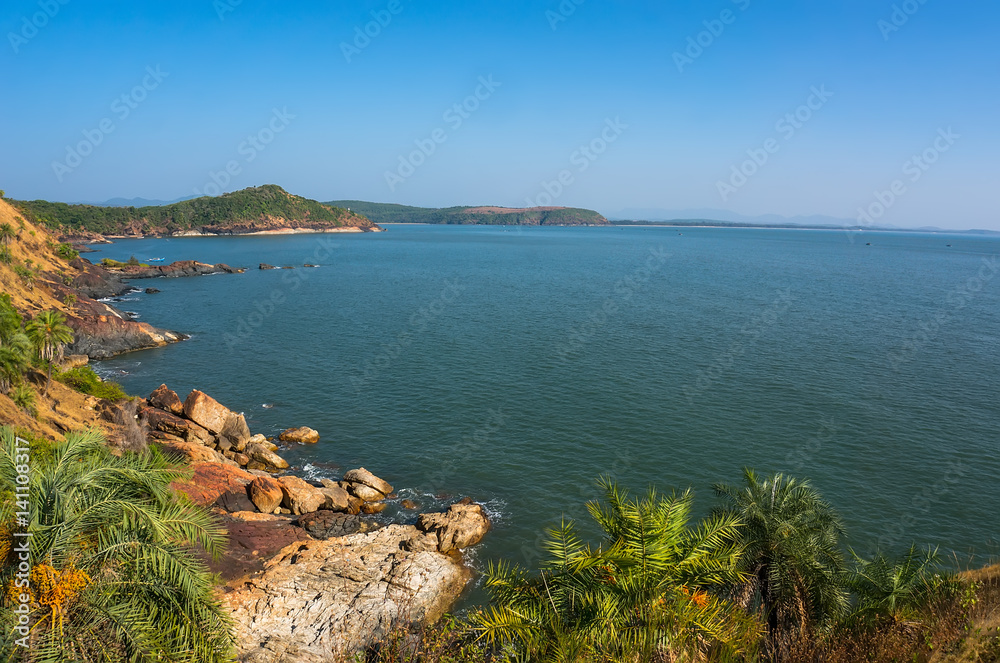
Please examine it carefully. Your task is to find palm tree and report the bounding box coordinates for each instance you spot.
[0,426,235,662]
[25,310,74,395]
[849,544,942,625]
[714,469,848,659]
[0,334,32,392]
[475,478,762,661]
[0,222,15,245]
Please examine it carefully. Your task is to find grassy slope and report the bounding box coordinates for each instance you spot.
[0,198,109,439]
[14,185,377,236]
[329,200,609,226]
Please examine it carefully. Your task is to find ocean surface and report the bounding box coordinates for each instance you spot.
[94,225,1000,601]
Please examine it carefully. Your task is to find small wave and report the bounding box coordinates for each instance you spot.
[301,463,338,482]
[261,403,274,409]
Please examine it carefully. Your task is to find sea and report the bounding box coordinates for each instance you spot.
[92,224,1000,602]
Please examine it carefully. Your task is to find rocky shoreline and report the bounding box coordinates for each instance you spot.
[129,383,491,660]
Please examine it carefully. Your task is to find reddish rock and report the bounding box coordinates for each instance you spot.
[248,477,284,514]
[205,513,312,583]
[172,462,255,506]
[361,501,386,515]
[183,389,234,434]
[149,384,184,415]
[279,427,320,444]
[159,438,228,465]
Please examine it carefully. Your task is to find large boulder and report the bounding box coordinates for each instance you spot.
[318,484,350,511]
[158,438,230,465]
[143,406,214,446]
[220,412,252,451]
[345,482,385,503]
[225,524,473,659]
[172,462,255,506]
[215,488,257,513]
[277,476,325,515]
[416,503,491,553]
[280,427,320,444]
[183,389,234,434]
[149,384,184,415]
[245,443,289,470]
[342,468,392,495]
[248,476,284,514]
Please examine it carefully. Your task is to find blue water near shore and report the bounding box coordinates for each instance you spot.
[94,225,1000,597]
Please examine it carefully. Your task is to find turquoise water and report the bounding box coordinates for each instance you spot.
[95,225,1000,588]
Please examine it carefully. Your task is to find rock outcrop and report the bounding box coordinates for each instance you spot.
[248,476,284,514]
[107,260,241,279]
[279,426,320,444]
[415,503,492,553]
[149,383,184,415]
[226,520,482,660]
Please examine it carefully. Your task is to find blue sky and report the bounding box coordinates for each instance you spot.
[1,0,997,228]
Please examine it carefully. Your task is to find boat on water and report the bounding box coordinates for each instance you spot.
[147,257,165,262]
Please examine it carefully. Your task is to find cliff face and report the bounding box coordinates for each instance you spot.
[0,198,185,359]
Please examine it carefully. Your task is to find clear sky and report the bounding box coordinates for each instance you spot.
[1,0,997,229]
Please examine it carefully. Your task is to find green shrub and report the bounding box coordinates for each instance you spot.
[10,383,36,415]
[0,246,11,264]
[101,257,150,269]
[57,242,79,261]
[63,293,77,307]
[56,365,128,401]
[12,264,35,286]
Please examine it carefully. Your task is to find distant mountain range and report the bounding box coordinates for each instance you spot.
[326,201,608,226]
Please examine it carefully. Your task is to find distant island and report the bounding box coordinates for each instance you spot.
[327,200,609,226]
[13,185,381,240]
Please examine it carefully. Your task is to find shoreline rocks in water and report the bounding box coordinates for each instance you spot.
[279,426,320,444]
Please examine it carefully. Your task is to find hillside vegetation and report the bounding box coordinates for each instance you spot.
[328,200,609,226]
[14,185,378,237]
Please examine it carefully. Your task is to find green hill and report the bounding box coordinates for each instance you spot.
[14,185,379,237]
[328,201,609,226]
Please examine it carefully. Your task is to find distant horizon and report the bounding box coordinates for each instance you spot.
[11,185,999,235]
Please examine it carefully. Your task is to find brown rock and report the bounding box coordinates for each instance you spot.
[172,462,255,506]
[279,427,320,444]
[318,485,350,511]
[295,511,377,539]
[183,389,234,434]
[248,476,284,514]
[143,406,213,446]
[246,443,290,470]
[347,482,385,503]
[149,384,184,415]
[400,499,419,510]
[216,488,257,513]
[342,468,393,495]
[361,501,386,515]
[277,476,325,515]
[221,413,252,450]
[158,438,228,465]
[416,503,491,553]
[345,496,364,515]
[234,453,250,466]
